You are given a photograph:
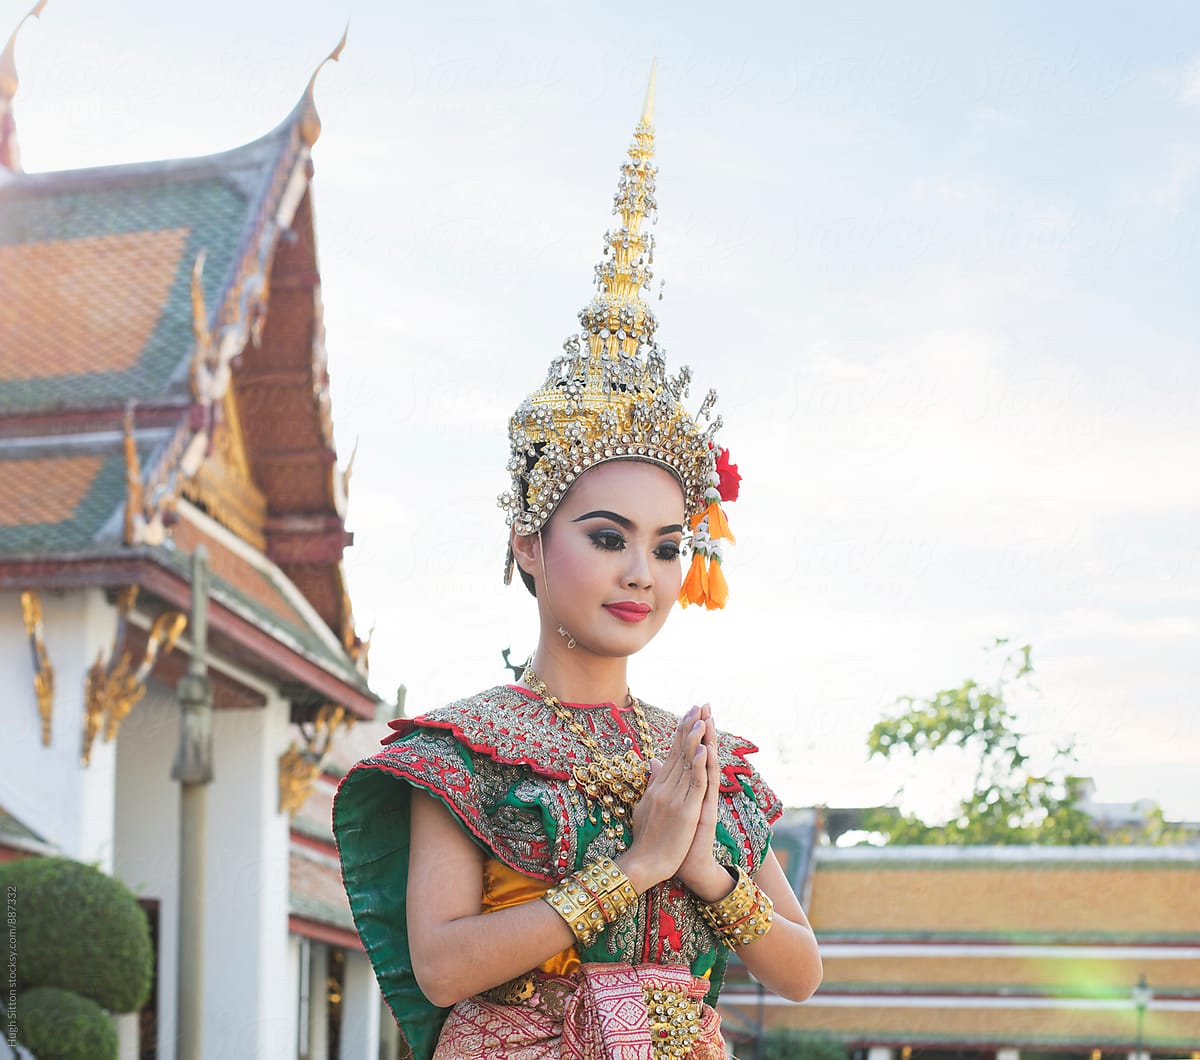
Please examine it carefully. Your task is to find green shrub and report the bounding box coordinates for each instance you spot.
[0,856,152,1012]
[15,986,118,1060]
[762,1028,848,1060]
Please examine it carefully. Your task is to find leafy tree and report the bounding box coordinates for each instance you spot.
[861,638,1102,845]
[1104,802,1193,845]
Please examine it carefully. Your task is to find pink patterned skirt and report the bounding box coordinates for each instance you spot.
[431,962,726,1059]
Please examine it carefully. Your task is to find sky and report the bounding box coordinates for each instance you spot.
[7,1,1199,825]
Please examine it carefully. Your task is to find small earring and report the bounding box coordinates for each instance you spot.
[557,624,576,649]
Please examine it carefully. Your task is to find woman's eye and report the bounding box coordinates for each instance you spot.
[590,530,625,551]
[655,542,681,561]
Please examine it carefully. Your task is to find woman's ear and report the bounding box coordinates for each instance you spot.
[510,527,540,582]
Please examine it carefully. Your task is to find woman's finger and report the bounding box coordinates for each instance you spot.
[701,740,720,817]
[660,713,701,791]
[670,719,706,796]
[683,739,708,802]
[666,708,695,765]
[648,711,690,792]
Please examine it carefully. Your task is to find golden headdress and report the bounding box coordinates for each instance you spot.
[500,66,738,608]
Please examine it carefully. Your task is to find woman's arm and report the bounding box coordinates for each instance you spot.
[735,849,823,1001]
[674,708,822,1002]
[407,707,712,1008]
[407,789,578,1008]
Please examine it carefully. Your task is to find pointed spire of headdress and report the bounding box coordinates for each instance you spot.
[0,0,48,172]
[577,60,661,367]
[641,57,657,125]
[296,22,348,147]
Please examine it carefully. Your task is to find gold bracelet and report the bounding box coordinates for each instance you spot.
[698,864,775,948]
[542,856,637,947]
[698,864,755,927]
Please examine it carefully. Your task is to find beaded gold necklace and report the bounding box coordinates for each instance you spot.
[522,667,656,851]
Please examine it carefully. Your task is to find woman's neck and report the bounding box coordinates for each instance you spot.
[526,641,631,707]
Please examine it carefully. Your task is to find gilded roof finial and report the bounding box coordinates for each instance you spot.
[298,22,348,147]
[0,0,48,172]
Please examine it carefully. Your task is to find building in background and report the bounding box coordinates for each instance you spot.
[0,12,399,1058]
[722,814,1200,1059]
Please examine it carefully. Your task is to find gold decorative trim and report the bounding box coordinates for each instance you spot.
[278,703,354,815]
[183,253,269,548]
[19,590,54,746]
[81,586,188,766]
[181,391,268,550]
[298,25,348,148]
[124,405,184,546]
[0,1,48,174]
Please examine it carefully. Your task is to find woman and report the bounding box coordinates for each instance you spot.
[334,74,822,1059]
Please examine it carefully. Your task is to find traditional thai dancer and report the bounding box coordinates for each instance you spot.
[334,70,822,1059]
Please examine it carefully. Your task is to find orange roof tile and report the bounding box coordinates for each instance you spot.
[0,453,105,525]
[0,227,190,381]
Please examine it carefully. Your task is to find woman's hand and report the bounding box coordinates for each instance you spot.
[618,706,709,893]
[674,707,737,902]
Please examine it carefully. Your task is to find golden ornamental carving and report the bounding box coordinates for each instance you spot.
[183,253,268,548]
[124,405,183,546]
[19,590,54,746]
[0,1,48,175]
[344,612,373,680]
[181,390,268,550]
[278,703,355,815]
[81,586,187,766]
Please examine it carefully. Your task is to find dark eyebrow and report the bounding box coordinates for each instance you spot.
[573,510,683,535]
[573,510,633,529]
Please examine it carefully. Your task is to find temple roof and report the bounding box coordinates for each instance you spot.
[0,134,268,411]
[0,71,377,716]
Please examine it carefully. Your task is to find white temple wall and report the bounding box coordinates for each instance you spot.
[0,588,119,870]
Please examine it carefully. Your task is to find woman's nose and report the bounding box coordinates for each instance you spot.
[623,549,652,589]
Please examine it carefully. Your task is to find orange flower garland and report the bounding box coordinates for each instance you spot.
[677,447,737,610]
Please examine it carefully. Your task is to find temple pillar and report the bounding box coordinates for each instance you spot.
[195,696,292,1057]
[307,942,330,1060]
[339,949,382,1060]
[379,995,401,1060]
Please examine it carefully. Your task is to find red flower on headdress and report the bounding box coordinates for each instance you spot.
[715,447,741,503]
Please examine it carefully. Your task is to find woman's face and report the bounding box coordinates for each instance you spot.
[528,460,686,660]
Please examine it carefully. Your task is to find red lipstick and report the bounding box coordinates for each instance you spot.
[604,602,652,623]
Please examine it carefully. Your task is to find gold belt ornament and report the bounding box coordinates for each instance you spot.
[644,984,702,1058]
